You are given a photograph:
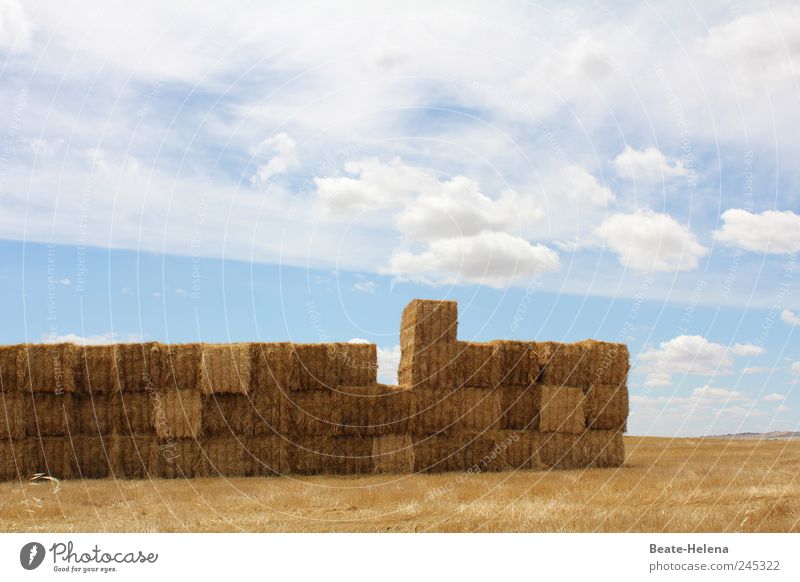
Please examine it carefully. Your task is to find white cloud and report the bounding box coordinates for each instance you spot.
[384,231,559,288]
[714,209,800,254]
[742,366,771,375]
[348,338,370,344]
[691,386,748,401]
[377,344,401,385]
[776,405,790,414]
[42,332,142,345]
[791,362,800,376]
[612,146,687,181]
[637,335,763,387]
[593,210,708,272]
[781,310,800,326]
[353,280,376,293]
[762,393,785,402]
[560,164,614,205]
[0,0,31,54]
[250,133,296,187]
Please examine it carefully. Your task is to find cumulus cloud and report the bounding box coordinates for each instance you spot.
[0,0,32,54]
[353,279,376,293]
[612,146,687,181]
[593,210,708,272]
[691,386,748,401]
[762,393,785,402]
[250,133,297,187]
[714,209,800,254]
[377,344,401,384]
[560,164,614,205]
[781,309,800,326]
[42,332,142,345]
[637,335,764,387]
[384,231,559,288]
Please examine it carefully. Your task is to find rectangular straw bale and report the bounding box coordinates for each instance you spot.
[0,345,20,392]
[76,394,112,435]
[492,341,537,386]
[283,388,342,435]
[289,435,373,475]
[156,438,204,478]
[579,429,625,468]
[411,387,461,434]
[372,434,415,473]
[460,386,502,432]
[160,343,202,391]
[339,384,416,436]
[503,431,545,470]
[585,340,630,387]
[112,392,154,436]
[200,343,252,395]
[535,385,586,434]
[23,393,76,436]
[0,392,24,439]
[202,394,254,436]
[289,344,332,390]
[197,436,247,477]
[398,343,459,389]
[534,342,592,388]
[400,299,458,353]
[68,435,114,479]
[75,345,117,394]
[251,386,286,436]
[155,389,202,440]
[539,432,583,470]
[114,342,160,392]
[111,435,159,479]
[243,435,289,476]
[412,435,465,472]
[31,437,74,479]
[457,342,500,387]
[251,343,293,393]
[16,343,77,393]
[462,433,511,472]
[327,343,378,386]
[0,438,37,481]
[500,384,539,430]
[586,382,629,431]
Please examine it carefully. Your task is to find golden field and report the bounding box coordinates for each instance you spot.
[1,436,798,533]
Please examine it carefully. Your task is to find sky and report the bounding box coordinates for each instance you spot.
[0,0,798,436]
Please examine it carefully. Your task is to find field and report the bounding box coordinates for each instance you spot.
[1,436,798,533]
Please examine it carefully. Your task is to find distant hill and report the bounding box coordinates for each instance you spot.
[706,431,800,440]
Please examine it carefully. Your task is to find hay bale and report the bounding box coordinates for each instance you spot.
[503,431,545,470]
[0,345,20,392]
[372,434,415,473]
[461,433,512,472]
[160,343,202,391]
[400,299,458,353]
[76,394,112,435]
[68,435,113,479]
[411,387,461,435]
[492,341,537,386]
[200,343,252,395]
[535,385,586,434]
[457,342,499,387]
[327,343,378,386]
[111,392,154,436]
[412,435,465,472]
[30,437,74,479]
[154,389,202,440]
[23,393,76,437]
[75,345,117,394]
[16,344,77,393]
[289,344,333,390]
[538,432,582,470]
[586,383,629,431]
[202,394,254,436]
[251,387,286,436]
[114,342,160,392]
[251,343,293,393]
[197,436,247,477]
[243,435,289,476]
[0,392,24,439]
[500,385,538,430]
[579,429,625,468]
[289,436,373,475]
[398,343,459,390]
[534,342,592,388]
[111,435,159,479]
[585,340,630,387]
[339,384,416,436]
[0,439,37,481]
[460,386,502,432]
[152,438,204,478]
[283,388,342,435]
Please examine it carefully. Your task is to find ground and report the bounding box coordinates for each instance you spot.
[1,436,798,532]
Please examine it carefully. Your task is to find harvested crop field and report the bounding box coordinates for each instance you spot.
[0,436,798,533]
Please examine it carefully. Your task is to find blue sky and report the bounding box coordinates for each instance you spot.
[0,0,798,436]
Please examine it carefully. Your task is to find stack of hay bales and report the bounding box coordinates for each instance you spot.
[0,299,628,480]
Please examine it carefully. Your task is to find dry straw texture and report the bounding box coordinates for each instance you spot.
[460,387,502,432]
[155,438,204,479]
[290,436,373,475]
[500,385,538,430]
[75,345,117,394]
[492,341,537,386]
[327,343,377,386]
[585,341,630,386]
[457,342,499,387]
[200,344,252,395]
[198,437,247,477]
[0,392,24,439]
[114,343,160,392]
[76,394,112,435]
[160,343,202,391]
[411,387,461,434]
[283,388,341,435]
[399,343,459,390]
[203,394,254,436]
[586,383,629,431]
[111,435,158,479]
[23,393,75,437]
[0,439,33,480]
[251,343,293,392]
[0,345,19,392]
[289,344,331,390]
[372,434,415,473]
[535,342,592,388]
[339,384,415,436]
[17,344,77,393]
[69,435,114,479]
[400,299,458,353]
[112,392,154,436]
[412,435,466,473]
[156,389,202,440]
[535,385,586,434]
[242,436,288,476]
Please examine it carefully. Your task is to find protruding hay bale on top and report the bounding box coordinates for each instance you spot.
[154,389,202,440]
[584,340,630,387]
[282,388,342,436]
[160,343,202,391]
[500,384,539,431]
[491,341,538,386]
[114,343,160,392]
[398,343,459,390]
[23,393,76,437]
[586,382,628,431]
[339,384,416,436]
[0,392,24,439]
[578,429,625,468]
[534,342,592,388]
[0,345,20,392]
[410,386,461,435]
[75,394,112,435]
[16,344,77,393]
[372,433,414,473]
[250,343,293,393]
[535,385,586,434]
[200,343,252,395]
[289,435,373,475]
[74,345,117,394]
[456,342,500,387]
[289,344,332,390]
[327,343,377,386]
[197,436,247,477]
[68,435,114,479]
[400,299,458,354]
[111,392,154,436]
[460,386,502,432]
[202,394,254,436]
[242,435,289,476]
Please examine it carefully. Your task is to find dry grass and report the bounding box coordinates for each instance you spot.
[0,436,798,533]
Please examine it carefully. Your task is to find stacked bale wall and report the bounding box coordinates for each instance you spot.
[0,300,628,480]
